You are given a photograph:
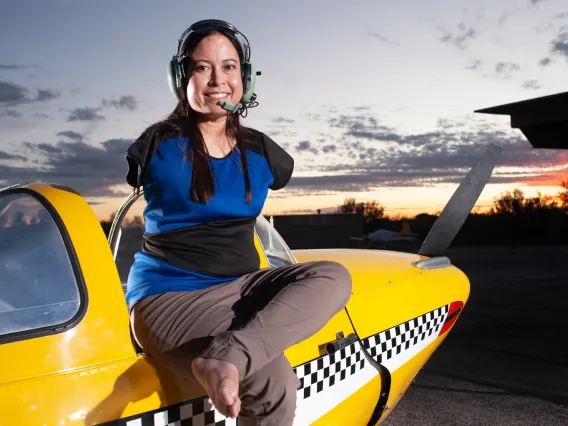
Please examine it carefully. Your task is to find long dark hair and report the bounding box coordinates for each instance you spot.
[143,28,252,204]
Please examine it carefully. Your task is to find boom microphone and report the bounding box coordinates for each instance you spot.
[218,100,239,113]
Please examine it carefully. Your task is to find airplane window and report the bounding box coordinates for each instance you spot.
[254,215,297,267]
[0,192,80,337]
[111,194,146,294]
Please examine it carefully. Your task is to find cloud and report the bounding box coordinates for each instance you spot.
[0,81,28,105]
[522,79,541,90]
[538,57,553,66]
[102,95,138,111]
[466,60,482,70]
[272,117,295,124]
[296,141,318,155]
[0,150,27,162]
[366,31,400,46]
[36,89,60,101]
[440,22,476,50]
[2,138,133,197]
[0,80,61,107]
[57,130,84,142]
[281,109,567,193]
[67,107,105,122]
[0,108,23,118]
[550,31,568,59]
[494,62,521,77]
[0,64,28,70]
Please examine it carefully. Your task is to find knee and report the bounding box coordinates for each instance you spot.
[312,260,352,298]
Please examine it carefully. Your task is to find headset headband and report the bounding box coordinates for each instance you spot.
[176,19,251,63]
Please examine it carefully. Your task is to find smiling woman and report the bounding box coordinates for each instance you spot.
[122,19,353,426]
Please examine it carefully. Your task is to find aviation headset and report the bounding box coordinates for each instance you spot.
[167,19,260,114]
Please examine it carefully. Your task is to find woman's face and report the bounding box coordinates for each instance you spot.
[186,33,243,119]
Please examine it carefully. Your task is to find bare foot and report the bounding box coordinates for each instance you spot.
[192,358,241,418]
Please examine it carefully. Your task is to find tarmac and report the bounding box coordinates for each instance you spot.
[382,245,568,426]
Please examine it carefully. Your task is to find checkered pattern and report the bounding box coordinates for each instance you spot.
[293,340,366,400]
[101,396,236,426]
[361,305,449,364]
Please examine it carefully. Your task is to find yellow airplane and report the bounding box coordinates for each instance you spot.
[7,87,563,425]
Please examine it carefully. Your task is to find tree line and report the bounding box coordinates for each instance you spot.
[336,180,568,246]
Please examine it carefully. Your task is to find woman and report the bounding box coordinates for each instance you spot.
[124,19,352,425]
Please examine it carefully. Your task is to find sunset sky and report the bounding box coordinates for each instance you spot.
[1,0,567,221]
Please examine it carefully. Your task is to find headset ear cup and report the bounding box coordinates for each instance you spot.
[240,62,256,103]
[167,59,180,100]
[168,56,187,100]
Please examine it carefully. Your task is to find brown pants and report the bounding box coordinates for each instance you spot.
[131,260,352,426]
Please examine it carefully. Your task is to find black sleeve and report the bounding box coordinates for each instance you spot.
[125,123,176,188]
[125,130,155,188]
[261,132,294,190]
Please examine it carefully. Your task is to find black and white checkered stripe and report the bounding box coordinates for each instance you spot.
[361,305,450,365]
[101,305,451,425]
[102,340,375,425]
[293,340,366,400]
[102,396,236,426]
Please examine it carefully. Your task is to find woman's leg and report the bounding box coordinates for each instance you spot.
[238,355,300,426]
[197,260,353,379]
[131,260,352,418]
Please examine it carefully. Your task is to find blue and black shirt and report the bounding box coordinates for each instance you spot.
[123,124,294,309]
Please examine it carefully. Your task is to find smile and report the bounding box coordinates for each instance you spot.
[205,93,230,100]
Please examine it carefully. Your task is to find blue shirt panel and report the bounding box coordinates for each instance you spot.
[125,137,274,308]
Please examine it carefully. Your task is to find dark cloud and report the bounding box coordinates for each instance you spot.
[36,89,60,101]
[322,145,337,153]
[494,62,521,77]
[538,57,553,66]
[440,22,476,50]
[67,107,105,122]
[282,110,566,193]
[0,64,28,70]
[296,141,318,155]
[102,95,138,111]
[366,31,400,46]
[2,138,133,197]
[0,80,61,107]
[551,31,568,59]
[0,150,27,162]
[0,109,23,118]
[0,81,28,105]
[57,131,84,142]
[522,79,541,90]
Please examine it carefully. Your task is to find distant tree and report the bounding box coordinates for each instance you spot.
[559,179,568,210]
[338,198,357,214]
[357,200,385,222]
[490,188,526,215]
[337,198,385,222]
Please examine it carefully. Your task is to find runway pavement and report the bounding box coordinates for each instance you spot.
[382,245,568,426]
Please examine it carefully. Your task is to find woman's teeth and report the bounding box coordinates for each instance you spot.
[207,93,228,99]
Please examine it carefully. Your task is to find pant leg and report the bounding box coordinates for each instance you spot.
[130,279,243,381]
[198,260,352,380]
[238,355,299,426]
